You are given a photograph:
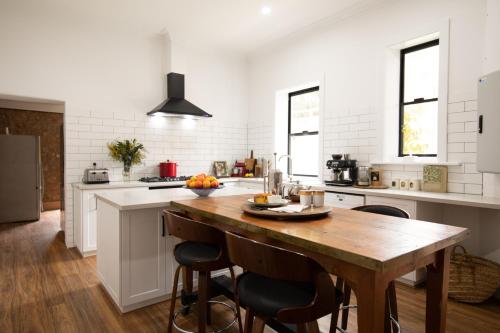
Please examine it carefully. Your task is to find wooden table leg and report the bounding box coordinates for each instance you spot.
[353,272,387,333]
[425,247,451,333]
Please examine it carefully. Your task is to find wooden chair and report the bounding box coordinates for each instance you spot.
[225,231,343,333]
[333,205,409,333]
[163,210,243,333]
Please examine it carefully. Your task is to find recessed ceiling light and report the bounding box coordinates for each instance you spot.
[261,6,271,15]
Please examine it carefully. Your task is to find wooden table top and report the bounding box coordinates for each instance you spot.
[170,194,469,272]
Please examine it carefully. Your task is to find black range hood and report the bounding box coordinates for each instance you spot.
[147,72,212,118]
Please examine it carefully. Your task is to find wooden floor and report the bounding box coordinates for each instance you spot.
[1,211,500,333]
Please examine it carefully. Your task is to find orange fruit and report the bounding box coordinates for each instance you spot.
[210,180,219,188]
[194,180,203,188]
[203,180,211,189]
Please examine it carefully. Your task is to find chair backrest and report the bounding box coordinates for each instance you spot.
[225,231,322,283]
[163,209,226,246]
[352,205,410,219]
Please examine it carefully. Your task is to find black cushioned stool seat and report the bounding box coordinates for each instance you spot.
[174,241,220,266]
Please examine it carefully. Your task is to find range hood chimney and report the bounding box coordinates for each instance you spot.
[147,72,212,118]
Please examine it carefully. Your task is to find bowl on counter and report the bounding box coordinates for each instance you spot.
[183,185,225,197]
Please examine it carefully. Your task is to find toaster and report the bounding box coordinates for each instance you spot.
[83,163,110,184]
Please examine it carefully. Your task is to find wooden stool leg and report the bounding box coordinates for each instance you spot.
[229,266,244,333]
[198,271,208,333]
[244,308,254,333]
[206,272,212,325]
[168,265,182,333]
[306,321,320,333]
[387,281,399,332]
[252,317,266,333]
[183,266,193,294]
[341,284,352,330]
[384,289,391,333]
[331,277,344,332]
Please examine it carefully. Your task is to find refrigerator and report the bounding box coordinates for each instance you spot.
[0,135,42,223]
[477,70,500,173]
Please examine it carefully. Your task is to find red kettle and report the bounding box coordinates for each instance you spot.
[160,160,177,178]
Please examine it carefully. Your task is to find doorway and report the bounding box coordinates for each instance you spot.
[0,102,64,211]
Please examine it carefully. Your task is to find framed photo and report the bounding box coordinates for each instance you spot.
[213,161,228,177]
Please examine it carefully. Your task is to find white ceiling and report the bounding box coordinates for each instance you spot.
[6,0,381,54]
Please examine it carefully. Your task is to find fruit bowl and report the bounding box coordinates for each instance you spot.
[183,185,224,197]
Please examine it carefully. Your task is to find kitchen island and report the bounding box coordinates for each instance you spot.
[95,186,259,313]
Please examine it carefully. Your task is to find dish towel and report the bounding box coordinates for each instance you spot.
[268,204,307,213]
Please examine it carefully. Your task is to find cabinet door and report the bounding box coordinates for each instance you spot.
[121,208,168,306]
[325,192,365,209]
[82,187,147,254]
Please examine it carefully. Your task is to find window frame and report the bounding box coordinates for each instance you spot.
[399,39,439,157]
[287,86,320,177]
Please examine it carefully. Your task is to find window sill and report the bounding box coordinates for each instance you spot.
[370,160,462,166]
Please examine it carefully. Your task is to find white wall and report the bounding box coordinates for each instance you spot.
[0,2,249,247]
[247,0,486,195]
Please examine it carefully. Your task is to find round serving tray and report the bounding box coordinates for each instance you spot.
[241,203,332,220]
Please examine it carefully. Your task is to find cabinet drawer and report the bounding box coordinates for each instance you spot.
[365,196,417,218]
[325,192,364,209]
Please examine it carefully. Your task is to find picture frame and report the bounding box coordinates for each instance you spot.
[213,161,228,177]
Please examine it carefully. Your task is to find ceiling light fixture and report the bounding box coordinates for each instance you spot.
[261,6,271,15]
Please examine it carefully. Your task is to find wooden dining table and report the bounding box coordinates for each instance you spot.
[170,194,469,333]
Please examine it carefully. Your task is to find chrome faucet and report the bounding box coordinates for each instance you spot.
[279,154,294,182]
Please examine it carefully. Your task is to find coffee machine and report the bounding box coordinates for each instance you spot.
[325,154,357,186]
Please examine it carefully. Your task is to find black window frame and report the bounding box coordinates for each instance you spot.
[288,86,320,177]
[399,39,439,157]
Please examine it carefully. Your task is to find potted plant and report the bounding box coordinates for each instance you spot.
[107,139,145,181]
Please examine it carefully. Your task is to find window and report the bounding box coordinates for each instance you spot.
[399,39,439,156]
[288,86,319,177]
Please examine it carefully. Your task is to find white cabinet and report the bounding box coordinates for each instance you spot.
[73,186,147,256]
[325,191,365,209]
[120,208,171,307]
[365,195,425,286]
[96,201,175,313]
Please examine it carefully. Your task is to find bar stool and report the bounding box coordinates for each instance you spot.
[163,210,243,333]
[225,231,344,333]
[333,205,409,333]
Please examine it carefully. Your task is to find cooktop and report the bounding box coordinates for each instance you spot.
[139,176,191,183]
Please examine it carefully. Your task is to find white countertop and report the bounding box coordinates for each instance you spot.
[72,177,244,190]
[80,177,500,210]
[316,186,500,210]
[95,186,260,210]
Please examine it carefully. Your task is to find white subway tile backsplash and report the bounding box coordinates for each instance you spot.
[464,121,478,132]
[448,143,465,153]
[465,184,482,195]
[448,183,465,193]
[448,102,465,113]
[448,111,477,123]
[448,122,465,133]
[464,142,477,153]
[448,132,476,143]
[465,100,478,111]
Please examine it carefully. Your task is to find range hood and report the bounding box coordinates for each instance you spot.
[147,73,212,118]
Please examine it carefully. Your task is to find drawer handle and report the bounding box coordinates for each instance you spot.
[161,216,165,237]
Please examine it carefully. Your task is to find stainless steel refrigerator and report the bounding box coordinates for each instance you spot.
[0,134,42,223]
